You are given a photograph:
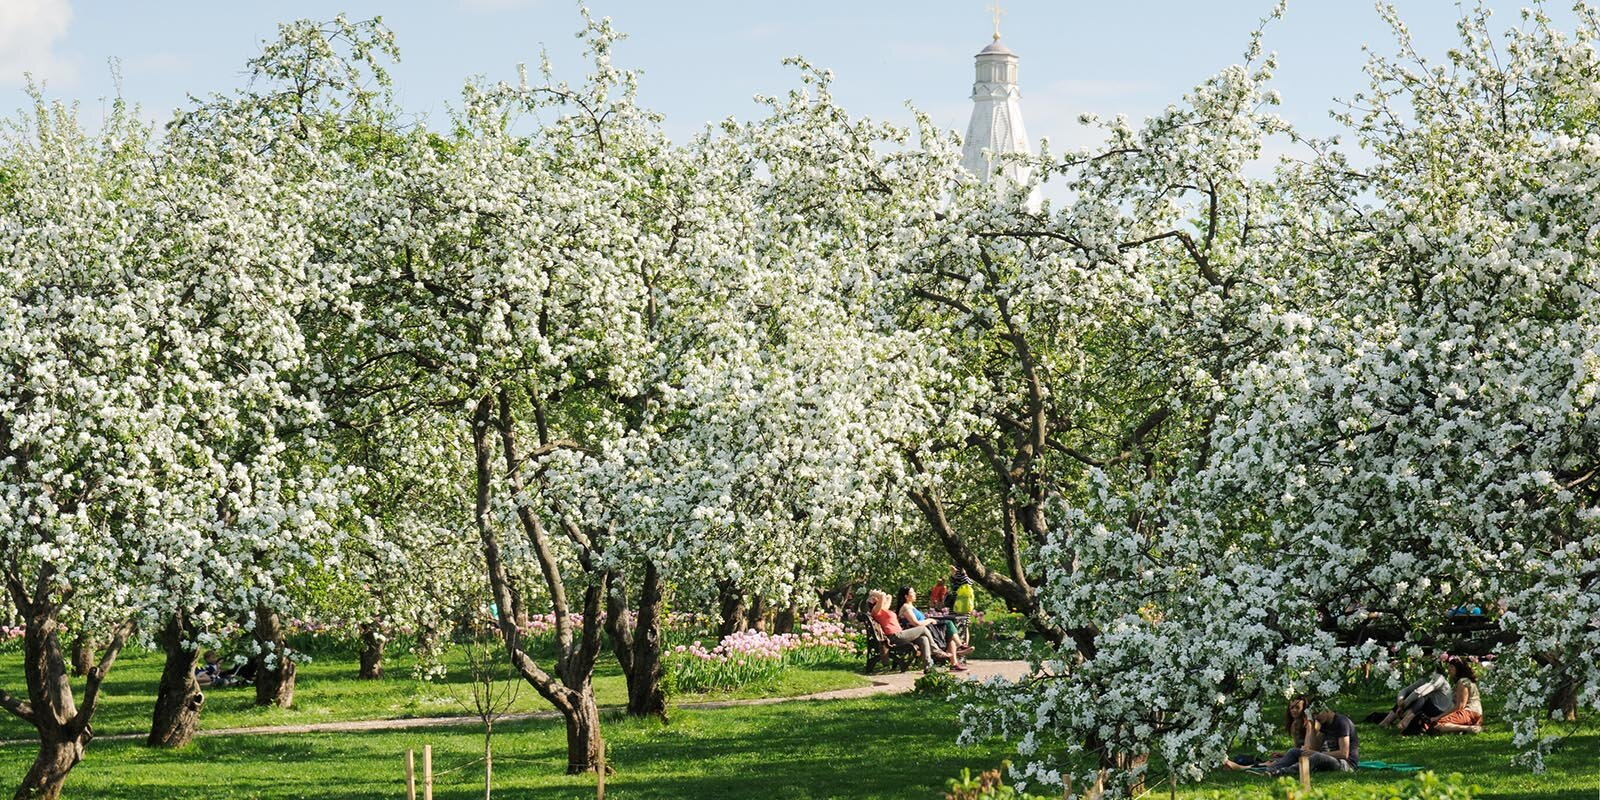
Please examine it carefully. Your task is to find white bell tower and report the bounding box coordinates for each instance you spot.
[961,3,1040,207]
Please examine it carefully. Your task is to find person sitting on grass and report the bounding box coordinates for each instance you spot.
[1260,703,1359,776]
[1380,668,1452,733]
[1430,659,1484,734]
[195,650,224,686]
[1224,696,1308,771]
[895,585,969,671]
[867,589,945,673]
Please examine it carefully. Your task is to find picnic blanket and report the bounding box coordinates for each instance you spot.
[1357,760,1427,772]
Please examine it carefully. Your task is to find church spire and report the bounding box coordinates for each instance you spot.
[961,5,1039,205]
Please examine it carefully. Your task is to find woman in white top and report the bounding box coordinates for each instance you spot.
[1431,659,1484,734]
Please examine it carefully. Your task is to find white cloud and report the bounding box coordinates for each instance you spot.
[0,0,74,87]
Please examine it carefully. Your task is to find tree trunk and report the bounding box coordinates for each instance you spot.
[603,564,668,720]
[1550,679,1579,722]
[8,598,130,800]
[1115,749,1148,796]
[746,594,767,633]
[482,723,493,800]
[1537,653,1581,722]
[14,736,82,800]
[716,580,746,638]
[474,392,611,777]
[67,636,93,679]
[562,688,605,775]
[147,615,203,747]
[773,606,796,635]
[253,604,295,708]
[626,562,666,718]
[358,622,385,680]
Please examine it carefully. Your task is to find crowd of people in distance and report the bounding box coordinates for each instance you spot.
[865,567,978,673]
[1225,657,1487,779]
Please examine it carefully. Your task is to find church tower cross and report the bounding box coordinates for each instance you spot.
[988,1,1006,41]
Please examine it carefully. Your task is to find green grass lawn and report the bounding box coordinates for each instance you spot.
[1174,718,1600,799]
[0,682,1592,800]
[1171,678,1600,800]
[0,644,869,741]
[0,644,1595,800]
[0,694,1010,799]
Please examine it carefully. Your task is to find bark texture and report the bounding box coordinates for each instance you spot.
[14,738,81,800]
[67,636,93,679]
[146,615,203,747]
[358,622,385,680]
[252,605,296,708]
[716,580,746,638]
[1,596,131,800]
[604,560,667,719]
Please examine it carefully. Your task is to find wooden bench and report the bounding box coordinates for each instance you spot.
[863,618,919,673]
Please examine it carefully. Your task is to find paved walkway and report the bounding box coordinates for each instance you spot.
[0,660,1031,744]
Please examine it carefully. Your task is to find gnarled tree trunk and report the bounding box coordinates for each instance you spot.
[562,686,605,775]
[745,593,767,633]
[252,604,295,708]
[15,735,82,800]
[471,392,610,776]
[358,621,384,680]
[604,560,667,719]
[773,606,796,635]
[67,636,93,679]
[147,614,203,747]
[1,596,132,800]
[716,579,746,638]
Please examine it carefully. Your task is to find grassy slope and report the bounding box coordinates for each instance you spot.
[0,646,869,740]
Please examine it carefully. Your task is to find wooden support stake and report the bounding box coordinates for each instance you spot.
[423,744,434,800]
[1298,750,1311,792]
[596,738,606,800]
[405,749,416,800]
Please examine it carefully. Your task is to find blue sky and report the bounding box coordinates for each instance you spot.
[0,1,1578,148]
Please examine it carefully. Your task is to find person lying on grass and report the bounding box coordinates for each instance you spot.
[1430,659,1484,734]
[894,585,969,671]
[867,589,949,673]
[1259,702,1359,776]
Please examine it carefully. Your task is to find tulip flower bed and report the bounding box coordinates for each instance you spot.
[668,620,861,693]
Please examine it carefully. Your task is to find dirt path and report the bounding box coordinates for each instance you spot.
[6,660,1030,744]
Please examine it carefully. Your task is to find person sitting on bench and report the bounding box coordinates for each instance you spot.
[895,586,967,671]
[867,589,942,673]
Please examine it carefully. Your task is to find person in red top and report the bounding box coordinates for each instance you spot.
[867,589,938,671]
[928,578,948,610]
